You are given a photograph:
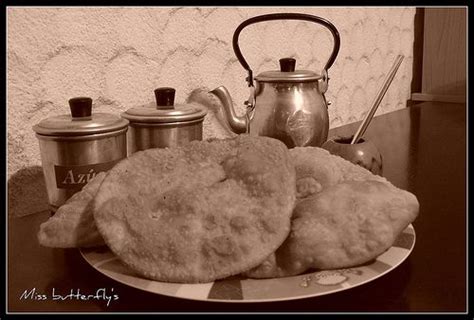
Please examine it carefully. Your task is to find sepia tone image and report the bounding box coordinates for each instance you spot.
[6,6,467,314]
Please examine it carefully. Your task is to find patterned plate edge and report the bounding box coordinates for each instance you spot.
[80,224,416,303]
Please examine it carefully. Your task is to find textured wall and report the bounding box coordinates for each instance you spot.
[7,7,415,181]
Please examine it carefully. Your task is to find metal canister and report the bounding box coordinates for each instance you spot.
[121,87,207,154]
[33,97,129,212]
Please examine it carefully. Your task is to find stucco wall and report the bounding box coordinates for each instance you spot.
[7,7,415,215]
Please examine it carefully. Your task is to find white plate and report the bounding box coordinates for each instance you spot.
[80,224,415,303]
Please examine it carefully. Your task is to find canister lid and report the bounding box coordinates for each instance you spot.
[33,97,129,136]
[121,87,207,123]
[255,58,322,82]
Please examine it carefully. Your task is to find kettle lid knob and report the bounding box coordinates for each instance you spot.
[154,87,175,109]
[279,58,296,72]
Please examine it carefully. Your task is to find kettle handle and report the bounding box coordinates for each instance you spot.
[232,13,341,87]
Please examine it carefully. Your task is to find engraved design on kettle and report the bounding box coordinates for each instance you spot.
[286,110,315,147]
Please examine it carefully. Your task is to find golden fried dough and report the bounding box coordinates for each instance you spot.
[292,181,417,269]
[290,146,387,199]
[247,180,419,278]
[37,172,106,248]
[245,147,419,278]
[93,135,296,283]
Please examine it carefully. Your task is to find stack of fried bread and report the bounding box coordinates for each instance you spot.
[37,135,419,283]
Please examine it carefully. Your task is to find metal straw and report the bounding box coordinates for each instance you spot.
[351,55,404,144]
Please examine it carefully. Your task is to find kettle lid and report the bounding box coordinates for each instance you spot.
[122,87,207,123]
[255,58,322,82]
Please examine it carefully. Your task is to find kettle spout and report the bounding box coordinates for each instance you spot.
[210,86,247,134]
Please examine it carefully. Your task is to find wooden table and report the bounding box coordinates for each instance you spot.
[7,101,467,313]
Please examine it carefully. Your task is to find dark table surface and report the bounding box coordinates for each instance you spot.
[7,101,467,313]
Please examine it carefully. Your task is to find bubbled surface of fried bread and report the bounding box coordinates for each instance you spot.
[245,146,419,278]
[37,172,106,248]
[280,180,418,273]
[290,146,388,199]
[93,135,296,283]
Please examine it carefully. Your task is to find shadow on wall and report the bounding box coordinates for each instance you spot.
[8,166,49,217]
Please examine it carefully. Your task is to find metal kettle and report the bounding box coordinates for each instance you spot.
[210,13,340,147]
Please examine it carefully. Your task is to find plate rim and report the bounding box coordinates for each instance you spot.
[80,224,416,303]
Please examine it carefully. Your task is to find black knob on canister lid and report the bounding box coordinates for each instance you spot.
[68,97,92,118]
[154,87,175,109]
[279,58,296,72]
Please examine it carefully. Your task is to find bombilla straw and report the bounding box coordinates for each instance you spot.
[351,54,404,144]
